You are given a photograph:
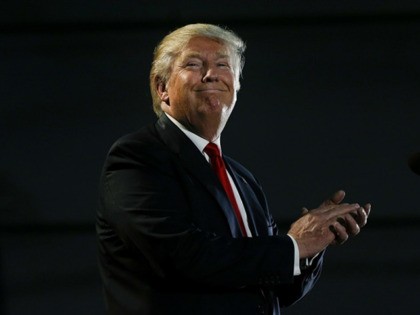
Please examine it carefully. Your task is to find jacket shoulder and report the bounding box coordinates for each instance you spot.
[104,122,174,172]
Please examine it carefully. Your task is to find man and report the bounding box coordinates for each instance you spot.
[96,24,371,315]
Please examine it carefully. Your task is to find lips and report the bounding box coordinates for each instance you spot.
[194,87,227,92]
[195,89,225,92]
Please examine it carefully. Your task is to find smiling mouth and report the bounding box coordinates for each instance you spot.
[195,89,226,92]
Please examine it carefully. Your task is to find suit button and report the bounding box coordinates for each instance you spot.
[257,304,265,314]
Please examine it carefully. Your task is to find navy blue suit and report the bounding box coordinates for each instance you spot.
[96,114,323,314]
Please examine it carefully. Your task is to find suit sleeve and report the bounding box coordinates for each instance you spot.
[100,138,296,289]
[270,212,324,307]
[244,178,324,307]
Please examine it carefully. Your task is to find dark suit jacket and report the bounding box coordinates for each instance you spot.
[96,114,323,315]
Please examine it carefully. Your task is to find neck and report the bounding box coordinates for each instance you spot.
[183,119,224,142]
[164,112,223,143]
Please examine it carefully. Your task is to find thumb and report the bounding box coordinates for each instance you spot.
[322,190,346,206]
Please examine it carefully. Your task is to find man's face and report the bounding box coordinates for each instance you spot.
[159,36,238,140]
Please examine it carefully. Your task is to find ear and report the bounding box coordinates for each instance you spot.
[156,80,170,105]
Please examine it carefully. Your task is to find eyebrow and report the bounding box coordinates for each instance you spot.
[182,52,230,60]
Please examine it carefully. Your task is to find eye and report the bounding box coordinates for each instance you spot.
[217,62,230,69]
[185,59,202,68]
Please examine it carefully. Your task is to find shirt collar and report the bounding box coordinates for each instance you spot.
[165,113,222,155]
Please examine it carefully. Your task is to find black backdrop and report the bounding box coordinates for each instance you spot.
[1,1,420,314]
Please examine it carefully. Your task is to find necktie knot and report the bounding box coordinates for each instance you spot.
[204,143,221,158]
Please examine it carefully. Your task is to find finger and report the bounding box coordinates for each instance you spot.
[355,207,368,227]
[311,203,342,214]
[330,221,349,244]
[336,216,346,226]
[342,213,360,235]
[315,202,352,214]
[322,190,346,206]
[363,203,372,217]
[324,203,360,218]
[331,190,346,204]
[329,225,339,243]
[350,205,370,227]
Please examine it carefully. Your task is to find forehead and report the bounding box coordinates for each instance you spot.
[179,36,231,59]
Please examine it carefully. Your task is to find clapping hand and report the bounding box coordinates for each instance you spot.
[288,190,371,259]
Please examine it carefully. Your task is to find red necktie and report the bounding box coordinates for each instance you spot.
[204,143,247,236]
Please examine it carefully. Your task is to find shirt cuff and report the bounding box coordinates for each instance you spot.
[287,234,301,276]
[302,253,320,270]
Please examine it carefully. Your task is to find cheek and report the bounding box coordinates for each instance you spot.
[224,72,236,89]
[172,74,195,94]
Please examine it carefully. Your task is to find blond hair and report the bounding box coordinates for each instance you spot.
[149,23,246,116]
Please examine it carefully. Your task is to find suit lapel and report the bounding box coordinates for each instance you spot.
[155,115,244,237]
[225,160,271,237]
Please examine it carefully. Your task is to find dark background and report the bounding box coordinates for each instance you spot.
[1,1,419,314]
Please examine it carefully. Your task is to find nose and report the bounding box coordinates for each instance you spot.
[202,66,219,82]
